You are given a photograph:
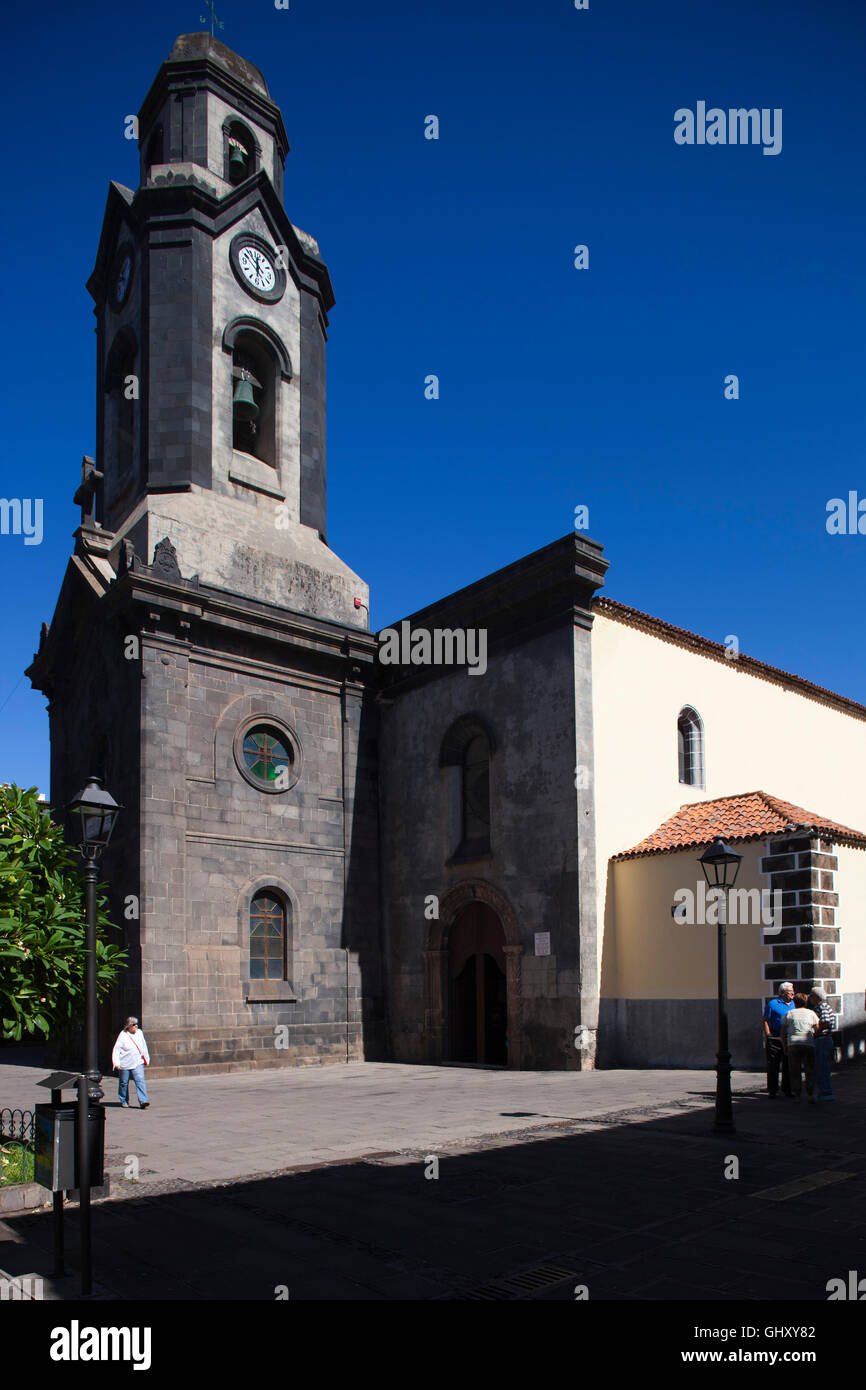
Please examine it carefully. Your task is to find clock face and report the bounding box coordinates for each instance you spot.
[228,234,285,302]
[115,255,132,305]
[238,245,276,292]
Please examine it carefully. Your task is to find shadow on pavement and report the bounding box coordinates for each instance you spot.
[2,1076,865,1301]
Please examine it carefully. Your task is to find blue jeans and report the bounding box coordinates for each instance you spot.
[814,1033,834,1098]
[118,1065,148,1105]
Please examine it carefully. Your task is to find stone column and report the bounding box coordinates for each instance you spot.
[760,835,841,1015]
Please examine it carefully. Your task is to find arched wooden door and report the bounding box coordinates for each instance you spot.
[448,902,507,1065]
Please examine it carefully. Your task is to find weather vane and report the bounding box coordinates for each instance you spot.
[200,0,224,36]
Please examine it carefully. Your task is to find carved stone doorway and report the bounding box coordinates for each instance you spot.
[448,903,507,1064]
[425,881,523,1067]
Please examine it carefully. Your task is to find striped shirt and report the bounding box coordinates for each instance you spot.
[816,1001,837,1033]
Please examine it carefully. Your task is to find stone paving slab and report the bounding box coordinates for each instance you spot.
[1,1058,864,1300]
[1,1057,760,1186]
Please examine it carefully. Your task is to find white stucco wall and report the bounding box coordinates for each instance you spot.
[835,844,866,995]
[603,841,772,1000]
[591,610,866,1000]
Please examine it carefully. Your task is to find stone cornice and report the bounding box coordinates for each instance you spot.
[104,568,376,671]
[88,174,332,314]
[378,533,607,694]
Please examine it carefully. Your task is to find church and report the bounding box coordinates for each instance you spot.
[27,34,866,1078]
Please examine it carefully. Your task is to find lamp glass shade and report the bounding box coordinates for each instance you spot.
[67,777,121,852]
[698,836,742,889]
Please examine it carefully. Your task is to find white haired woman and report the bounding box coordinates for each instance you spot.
[780,993,819,1104]
[111,1017,151,1109]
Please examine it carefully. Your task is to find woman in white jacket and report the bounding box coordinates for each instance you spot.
[111,1017,151,1109]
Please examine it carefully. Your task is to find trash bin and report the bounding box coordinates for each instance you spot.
[34,1103,105,1192]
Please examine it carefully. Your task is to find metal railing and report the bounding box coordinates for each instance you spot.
[0,1109,35,1144]
[0,1109,36,1185]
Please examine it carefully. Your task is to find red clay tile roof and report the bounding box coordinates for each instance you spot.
[615,791,866,860]
[593,597,866,723]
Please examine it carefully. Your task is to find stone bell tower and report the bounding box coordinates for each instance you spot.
[27,34,383,1074]
[88,30,364,622]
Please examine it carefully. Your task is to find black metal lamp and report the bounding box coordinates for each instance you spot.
[699,836,743,890]
[697,836,742,1135]
[67,777,121,860]
[65,773,122,1295]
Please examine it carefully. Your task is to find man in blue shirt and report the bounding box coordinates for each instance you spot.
[763,982,795,1097]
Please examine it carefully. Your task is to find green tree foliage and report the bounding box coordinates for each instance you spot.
[0,785,127,1041]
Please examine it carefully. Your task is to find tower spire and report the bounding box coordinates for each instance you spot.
[199,1,224,37]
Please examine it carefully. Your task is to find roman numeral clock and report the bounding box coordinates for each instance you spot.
[229,233,286,303]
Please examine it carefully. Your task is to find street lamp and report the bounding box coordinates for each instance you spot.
[67,776,121,1103]
[67,776,122,865]
[698,836,742,1135]
[66,775,121,1297]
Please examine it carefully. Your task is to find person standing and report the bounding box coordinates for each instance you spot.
[808,986,836,1101]
[763,982,794,1097]
[781,993,819,1103]
[111,1017,151,1109]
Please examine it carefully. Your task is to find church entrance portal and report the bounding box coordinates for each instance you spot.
[448,902,507,1065]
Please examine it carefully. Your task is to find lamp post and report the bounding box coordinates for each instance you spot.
[66,775,121,1295]
[698,836,742,1135]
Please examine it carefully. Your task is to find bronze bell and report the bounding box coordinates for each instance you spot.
[229,140,248,181]
[232,374,259,423]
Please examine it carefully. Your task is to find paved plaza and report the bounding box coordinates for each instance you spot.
[2,1057,865,1300]
[2,1057,757,1185]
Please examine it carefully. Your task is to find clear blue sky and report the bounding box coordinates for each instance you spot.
[2,0,864,792]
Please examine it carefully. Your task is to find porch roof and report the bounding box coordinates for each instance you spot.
[615,790,866,860]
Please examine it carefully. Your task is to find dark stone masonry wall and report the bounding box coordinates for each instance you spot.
[760,835,841,1014]
[136,592,382,1078]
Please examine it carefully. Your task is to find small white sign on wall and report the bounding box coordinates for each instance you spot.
[534,932,551,957]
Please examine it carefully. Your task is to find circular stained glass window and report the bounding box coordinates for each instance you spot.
[242,726,293,787]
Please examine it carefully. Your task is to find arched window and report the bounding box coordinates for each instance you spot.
[677,707,704,787]
[231,332,277,467]
[440,715,494,861]
[224,120,257,185]
[463,735,490,842]
[249,891,287,980]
